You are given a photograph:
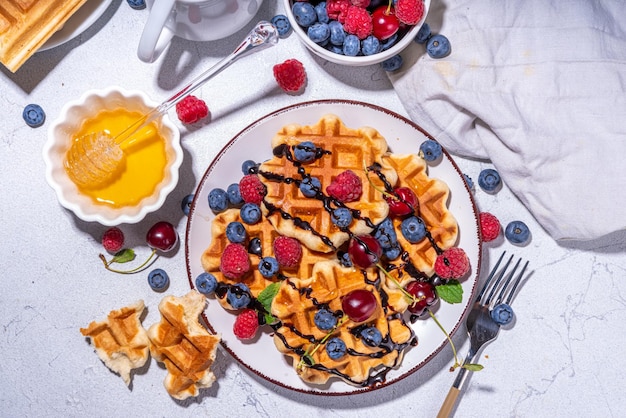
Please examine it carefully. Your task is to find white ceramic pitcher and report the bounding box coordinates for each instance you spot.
[138,0,264,62]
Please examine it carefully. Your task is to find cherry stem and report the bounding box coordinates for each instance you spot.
[297,316,348,371]
[427,309,481,372]
[99,249,159,274]
[363,163,396,201]
[375,262,419,303]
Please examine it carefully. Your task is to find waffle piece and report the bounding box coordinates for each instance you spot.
[147,291,221,400]
[258,114,397,253]
[0,0,88,72]
[80,300,149,386]
[200,208,336,310]
[271,261,416,387]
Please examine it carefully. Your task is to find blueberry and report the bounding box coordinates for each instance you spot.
[271,14,292,37]
[339,251,353,267]
[308,22,330,43]
[362,35,382,56]
[208,188,228,213]
[299,176,321,198]
[478,168,501,193]
[248,237,262,256]
[258,257,280,278]
[126,0,146,9]
[147,268,169,292]
[195,272,218,295]
[227,183,243,206]
[374,218,397,249]
[401,216,427,243]
[419,139,443,161]
[381,33,398,51]
[331,208,352,228]
[343,34,360,56]
[226,221,247,243]
[414,23,431,44]
[292,2,317,27]
[314,308,337,330]
[328,21,346,46]
[382,54,403,72]
[181,193,194,216]
[242,159,257,175]
[226,283,251,309]
[325,337,347,359]
[491,303,514,326]
[383,244,402,260]
[426,34,451,59]
[463,174,475,192]
[22,104,45,128]
[360,326,383,347]
[505,220,531,245]
[240,203,261,224]
[314,2,329,23]
[293,141,317,163]
[326,44,344,55]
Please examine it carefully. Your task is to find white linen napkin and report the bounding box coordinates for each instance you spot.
[389,0,626,241]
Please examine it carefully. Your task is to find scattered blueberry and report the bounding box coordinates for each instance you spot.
[414,23,431,44]
[293,141,317,163]
[382,54,403,72]
[226,283,251,309]
[314,2,329,23]
[126,0,146,9]
[226,221,247,243]
[227,183,243,206]
[491,303,514,326]
[419,139,443,162]
[326,337,347,359]
[258,257,280,278]
[314,308,337,331]
[147,268,169,292]
[292,2,317,27]
[247,237,262,256]
[505,220,531,245]
[299,176,321,197]
[271,14,292,38]
[426,34,451,58]
[360,327,383,347]
[195,272,218,295]
[401,216,427,243]
[208,188,228,213]
[362,35,382,56]
[343,34,360,56]
[331,208,353,228]
[478,168,502,193]
[463,174,475,191]
[328,21,346,46]
[181,194,194,216]
[308,22,330,43]
[242,159,257,175]
[240,203,261,224]
[22,104,45,127]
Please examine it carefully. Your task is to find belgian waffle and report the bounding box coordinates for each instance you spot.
[271,261,416,387]
[258,114,397,253]
[147,291,221,400]
[0,0,88,72]
[80,300,150,386]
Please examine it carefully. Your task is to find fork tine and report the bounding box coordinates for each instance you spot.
[503,259,529,305]
[483,253,514,305]
[476,251,507,301]
[493,257,521,305]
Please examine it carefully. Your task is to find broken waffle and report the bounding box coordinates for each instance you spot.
[147,290,221,400]
[0,0,88,72]
[258,114,397,253]
[271,261,416,387]
[80,300,149,386]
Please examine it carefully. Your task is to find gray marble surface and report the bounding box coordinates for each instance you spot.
[1,1,625,417]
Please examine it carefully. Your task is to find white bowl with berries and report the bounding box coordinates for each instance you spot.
[43,87,183,226]
[283,0,430,66]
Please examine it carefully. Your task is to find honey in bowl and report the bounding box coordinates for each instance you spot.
[68,108,168,208]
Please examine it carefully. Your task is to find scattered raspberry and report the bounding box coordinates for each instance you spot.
[479,212,501,242]
[326,170,362,202]
[273,59,307,93]
[434,247,470,280]
[220,243,250,279]
[326,0,351,23]
[343,6,373,39]
[273,236,303,268]
[395,0,425,25]
[233,309,259,340]
[239,174,266,205]
[175,95,209,124]
[102,227,125,253]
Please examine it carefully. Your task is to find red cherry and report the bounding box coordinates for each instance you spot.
[405,281,438,316]
[342,289,378,322]
[348,235,382,269]
[385,187,418,217]
[371,6,400,40]
[146,221,178,252]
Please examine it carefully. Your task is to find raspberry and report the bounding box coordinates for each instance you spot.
[326,0,351,23]
[273,59,307,93]
[434,247,470,280]
[233,309,259,340]
[343,6,373,39]
[175,95,209,124]
[220,243,250,279]
[326,170,362,202]
[102,227,124,253]
[239,174,266,205]
[350,0,370,7]
[273,236,303,268]
[395,0,425,25]
[479,212,501,242]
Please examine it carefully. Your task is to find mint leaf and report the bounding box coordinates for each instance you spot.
[436,279,463,304]
[257,282,281,324]
[111,249,136,264]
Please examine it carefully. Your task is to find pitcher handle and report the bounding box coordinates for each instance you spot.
[137,0,177,63]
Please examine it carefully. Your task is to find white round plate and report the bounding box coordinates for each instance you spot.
[185,100,482,395]
[40,0,113,52]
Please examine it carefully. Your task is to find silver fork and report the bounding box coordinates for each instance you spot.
[437,251,529,418]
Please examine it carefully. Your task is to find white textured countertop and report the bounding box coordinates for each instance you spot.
[1,1,625,417]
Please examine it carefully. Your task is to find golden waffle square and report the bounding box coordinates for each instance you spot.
[147,291,221,400]
[258,114,397,253]
[80,300,150,386]
[0,0,88,72]
[271,261,416,387]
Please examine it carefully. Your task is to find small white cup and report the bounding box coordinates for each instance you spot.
[138,0,264,63]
